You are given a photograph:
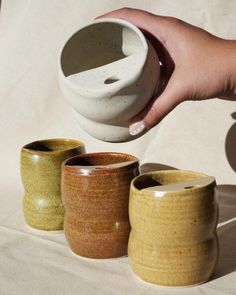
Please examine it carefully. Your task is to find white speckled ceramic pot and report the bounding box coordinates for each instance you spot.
[58,18,160,142]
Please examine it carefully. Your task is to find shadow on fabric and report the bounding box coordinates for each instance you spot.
[225,112,236,172]
[213,112,236,278]
[213,184,236,279]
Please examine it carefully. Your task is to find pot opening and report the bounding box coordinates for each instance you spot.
[61,21,145,77]
[23,139,82,152]
[65,152,137,167]
[133,171,210,191]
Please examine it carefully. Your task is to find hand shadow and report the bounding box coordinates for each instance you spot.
[212,184,236,279]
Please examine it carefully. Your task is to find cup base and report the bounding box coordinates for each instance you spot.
[131,268,209,288]
[68,248,128,261]
[25,222,64,234]
[74,110,138,142]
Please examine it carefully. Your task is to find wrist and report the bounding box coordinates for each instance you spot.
[219,39,236,99]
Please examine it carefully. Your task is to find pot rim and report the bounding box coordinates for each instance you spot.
[21,138,85,155]
[131,170,216,196]
[58,18,148,96]
[62,151,139,174]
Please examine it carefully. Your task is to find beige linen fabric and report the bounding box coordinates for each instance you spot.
[0,0,235,294]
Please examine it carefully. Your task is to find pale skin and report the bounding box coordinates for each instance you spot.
[98,8,236,136]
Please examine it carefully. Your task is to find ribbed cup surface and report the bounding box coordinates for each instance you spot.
[61,152,139,258]
[21,139,85,231]
[128,170,219,287]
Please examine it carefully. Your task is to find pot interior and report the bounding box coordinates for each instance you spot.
[61,21,145,77]
[133,171,207,190]
[23,139,82,152]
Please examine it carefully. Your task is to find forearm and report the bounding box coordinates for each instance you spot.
[217,39,236,100]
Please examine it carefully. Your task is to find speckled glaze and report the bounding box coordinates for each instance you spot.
[61,152,139,258]
[128,170,219,287]
[59,18,160,142]
[21,139,85,231]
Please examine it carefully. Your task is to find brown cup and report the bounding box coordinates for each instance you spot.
[61,152,139,258]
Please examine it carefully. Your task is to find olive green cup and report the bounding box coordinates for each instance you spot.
[21,138,85,231]
[128,170,219,287]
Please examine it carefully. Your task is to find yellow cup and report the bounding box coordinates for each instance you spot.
[128,170,219,287]
[21,138,85,231]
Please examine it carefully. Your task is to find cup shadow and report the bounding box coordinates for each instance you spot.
[213,111,236,279]
[225,112,236,173]
[140,162,178,174]
[213,112,236,279]
[212,184,236,279]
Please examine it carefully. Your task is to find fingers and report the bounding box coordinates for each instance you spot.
[98,7,175,84]
[96,8,185,136]
[96,7,164,41]
[97,7,155,24]
[129,75,184,136]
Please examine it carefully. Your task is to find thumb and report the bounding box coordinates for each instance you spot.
[129,76,184,136]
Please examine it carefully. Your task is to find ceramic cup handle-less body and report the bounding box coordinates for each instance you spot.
[129,170,219,287]
[61,152,140,258]
[21,139,85,231]
[59,18,160,142]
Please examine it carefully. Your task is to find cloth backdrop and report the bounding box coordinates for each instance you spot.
[0,1,235,294]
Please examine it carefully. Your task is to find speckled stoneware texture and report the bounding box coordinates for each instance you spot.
[59,18,160,142]
[21,139,85,231]
[128,170,219,287]
[61,152,140,258]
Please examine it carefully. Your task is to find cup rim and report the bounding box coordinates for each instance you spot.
[62,151,139,174]
[21,138,85,155]
[58,18,148,95]
[131,170,216,195]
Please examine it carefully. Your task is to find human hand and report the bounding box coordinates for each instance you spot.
[98,8,236,136]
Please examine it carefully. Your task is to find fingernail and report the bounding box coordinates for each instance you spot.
[129,121,146,136]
